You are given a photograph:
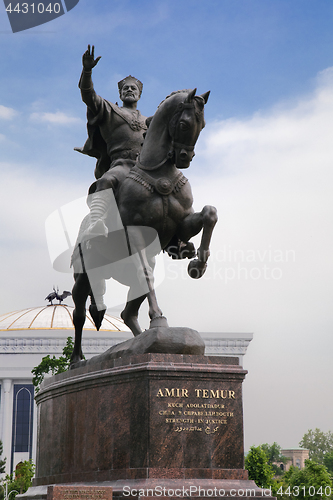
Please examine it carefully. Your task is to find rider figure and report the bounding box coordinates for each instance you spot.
[76,45,148,237]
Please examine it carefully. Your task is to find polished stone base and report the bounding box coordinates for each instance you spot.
[18,479,275,500]
[34,354,246,485]
[19,354,275,500]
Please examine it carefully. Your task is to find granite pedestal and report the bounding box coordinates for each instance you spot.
[19,354,272,500]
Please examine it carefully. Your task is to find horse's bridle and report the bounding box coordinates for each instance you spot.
[138,100,198,171]
[170,101,197,155]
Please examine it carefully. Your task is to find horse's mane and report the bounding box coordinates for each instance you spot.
[157,89,205,129]
[157,89,192,108]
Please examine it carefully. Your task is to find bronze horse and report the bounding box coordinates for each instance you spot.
[70,88,217,364]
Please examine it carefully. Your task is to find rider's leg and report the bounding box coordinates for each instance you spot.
[86,159,134,237]
[86,176,116,237]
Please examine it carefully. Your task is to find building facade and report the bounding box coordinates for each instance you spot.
[280,448,310,471]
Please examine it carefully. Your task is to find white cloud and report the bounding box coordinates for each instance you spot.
[199,67,333,178]
[0,163,88,313]
[0,104,17,120]
[30,111,82,125]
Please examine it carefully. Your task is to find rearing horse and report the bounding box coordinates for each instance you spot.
[71,89,217,364]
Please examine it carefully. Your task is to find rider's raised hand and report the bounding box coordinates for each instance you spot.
[82,45,101,71]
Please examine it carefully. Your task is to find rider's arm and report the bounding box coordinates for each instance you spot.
[79,69,102,116]
[79,45,102,115]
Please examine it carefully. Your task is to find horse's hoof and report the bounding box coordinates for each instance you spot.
[187,259,207,279]
[70,356,82,368]
[89,304,106,331]
[150,315,169,328]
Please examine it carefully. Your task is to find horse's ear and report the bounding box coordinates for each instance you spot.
[200,91,210,104]
[185,88,197,103]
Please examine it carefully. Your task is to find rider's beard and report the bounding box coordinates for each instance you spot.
[122,93,139,104]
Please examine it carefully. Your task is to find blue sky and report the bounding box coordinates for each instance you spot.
[1,0,333,451]
[2,0,333,173]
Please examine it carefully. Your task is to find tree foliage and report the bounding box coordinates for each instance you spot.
[246,440,333,500]
[323,450,333,474]
[0,441,6,475]
[273,466,298,500]
[288,460,332,500]
[299,428,333,463]
[261,442,287,476]
[0,441,5,500]
[245,445,275,488]
[31,337,75,392]
[262,442,287,464]
[1,460,35,499]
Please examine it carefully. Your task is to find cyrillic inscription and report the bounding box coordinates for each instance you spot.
[155,387,236,434]
[47,485,112,500]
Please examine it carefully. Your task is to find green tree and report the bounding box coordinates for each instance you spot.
[274,466,300,500]
[31,337,75,392]
[1,460,35,499]
[323,450,333,474]
[261,442,287,476]
[0,441,6,474]
[299,428,333,463]
[288,460,332,500]
[245,445,275,488]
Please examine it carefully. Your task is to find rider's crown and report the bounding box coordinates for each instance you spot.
[118,75,143,96]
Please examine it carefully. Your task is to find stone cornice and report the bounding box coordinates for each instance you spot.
[0,332,253,357]
[0,335,131,354]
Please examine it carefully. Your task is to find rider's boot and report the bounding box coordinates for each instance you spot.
[85,189,112,238]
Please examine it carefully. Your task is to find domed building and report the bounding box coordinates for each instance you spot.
[0,303,253,476]
[0,303,131,476]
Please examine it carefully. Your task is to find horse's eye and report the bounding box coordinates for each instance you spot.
[179,122,188,130]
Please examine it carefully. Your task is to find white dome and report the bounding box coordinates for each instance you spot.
[0,304,130,332]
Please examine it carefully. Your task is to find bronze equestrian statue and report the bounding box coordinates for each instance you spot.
[71,47,217,364]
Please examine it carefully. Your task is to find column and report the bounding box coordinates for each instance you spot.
[1,379,13,475]
[32,395,38,466]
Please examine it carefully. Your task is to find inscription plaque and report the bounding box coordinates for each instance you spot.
[155,386,236,434]
[47,485,112,500]
[148,375,244,470]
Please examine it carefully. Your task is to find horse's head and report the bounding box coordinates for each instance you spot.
[138,88,210,171]
[168,88,210,169]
